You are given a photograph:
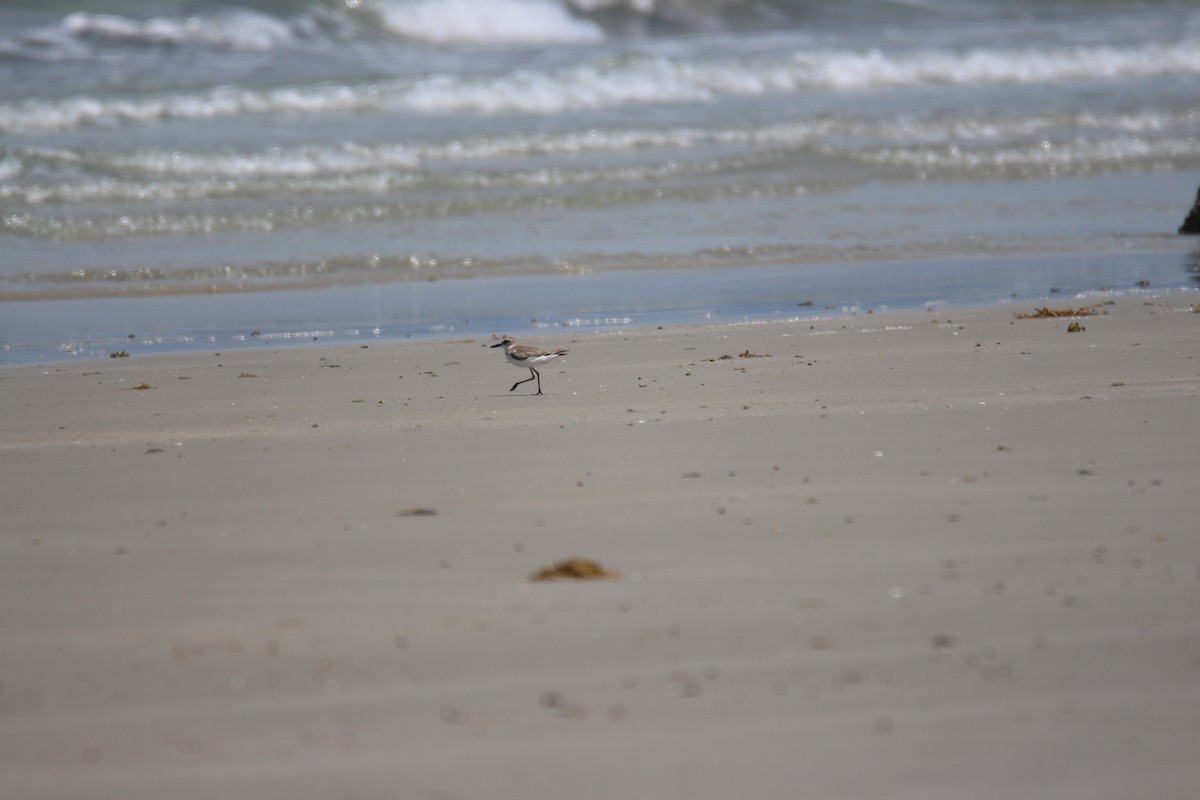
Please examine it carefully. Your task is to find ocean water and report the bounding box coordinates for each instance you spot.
[1,0,1198,364]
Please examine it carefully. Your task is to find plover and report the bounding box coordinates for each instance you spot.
[490,337,568,395]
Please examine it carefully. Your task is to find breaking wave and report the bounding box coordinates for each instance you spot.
[3,34,1198,133]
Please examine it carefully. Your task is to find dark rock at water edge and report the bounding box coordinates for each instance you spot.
[1180,186,1200,235]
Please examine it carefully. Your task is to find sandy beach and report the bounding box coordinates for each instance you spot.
[2,293,1198,800]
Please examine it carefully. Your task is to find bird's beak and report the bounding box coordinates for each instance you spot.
[490,342,505,348]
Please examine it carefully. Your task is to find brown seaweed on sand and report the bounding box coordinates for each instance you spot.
[1013,305,1107,319]
[398,507,437,517]
[528,558,620,582]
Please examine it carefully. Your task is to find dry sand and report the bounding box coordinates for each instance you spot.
[2,294,1199,799]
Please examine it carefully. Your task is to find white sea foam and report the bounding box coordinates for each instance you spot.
[376,0,605,44]
[60,12,187,46]
[568,0,656,12]
[0,154,22,182]
[866,136,1200,172]
[7,102,1192,215]
[2,33,1197,134]
[6,106,1193,181]
[807,40,1200,89]
[56,9,297,51]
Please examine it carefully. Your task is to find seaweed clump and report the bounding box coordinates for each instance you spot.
[529,558,620,582]
[1013,305,1107,319]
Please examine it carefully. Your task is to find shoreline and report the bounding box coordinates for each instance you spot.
[3,244,1198,367]
[3,293,1198,799]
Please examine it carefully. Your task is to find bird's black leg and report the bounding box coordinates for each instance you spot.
[509,368,538,393]
[533,368,542,395]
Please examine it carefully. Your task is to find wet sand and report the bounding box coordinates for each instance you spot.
[2,294,1198,799]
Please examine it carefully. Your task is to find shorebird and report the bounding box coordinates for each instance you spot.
[490,337,568,395]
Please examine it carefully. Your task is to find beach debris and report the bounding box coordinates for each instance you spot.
[398,507,437,517]
[110,350,130,358]
[1013,305,1104,319]
[1179,186,1200,233]
[738,350,771,358]
[238,372,257,378]
[528,558,620,582]
[931,633,959,649]
[124,383,154,390]
[1067,321,1085,332]
[540,691,588,717]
